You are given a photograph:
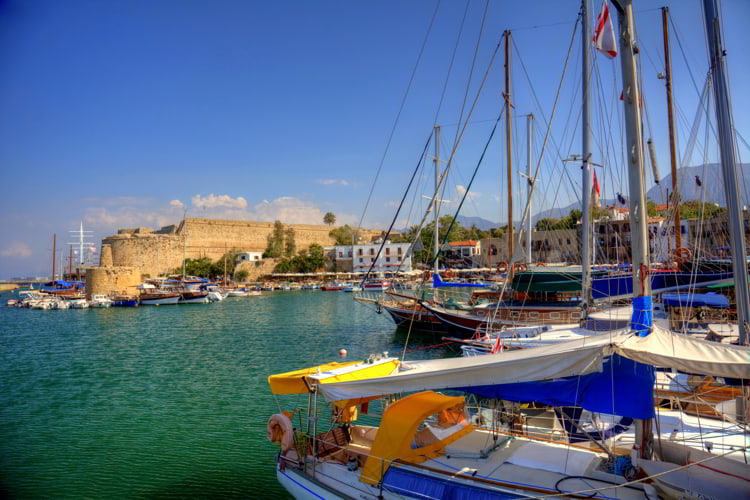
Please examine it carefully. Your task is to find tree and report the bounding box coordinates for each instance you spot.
[234,270,249,282]
[329,224,360,245]
[323,212,336,226]
[284,227,296,257]
[535,218,559,231]
[265,221,285,258]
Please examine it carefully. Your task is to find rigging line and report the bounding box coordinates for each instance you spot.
[430,107,505,269]
[512,27,581,207]
[513,12,582,263]
[507,18,577,32]
[432,0,472,126]
[355,0,441,236]
[669,16,705,101]
[450,0,490,156]
[361,130,433,284]
[399,33,505,271]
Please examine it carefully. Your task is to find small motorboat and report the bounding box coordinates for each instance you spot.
[90,295,114,308]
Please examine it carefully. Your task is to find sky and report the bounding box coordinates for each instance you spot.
[1,0,748,279]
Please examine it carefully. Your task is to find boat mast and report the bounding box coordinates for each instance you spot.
[504,30,514,278]
[580,0,593,322]
[52,233,56,286]
[433,126,441,275]
[526,114,534,264]
[661,7,681,253]
[182,210,187,279]
[703,0,749,345]
[612,0,653,459]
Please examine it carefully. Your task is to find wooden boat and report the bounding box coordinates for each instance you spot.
[113,295,138,307]
[139,292,179,306]
[178,290,209,304]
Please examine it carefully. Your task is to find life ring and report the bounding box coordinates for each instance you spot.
[496,261,508,273]
[675,247,692,264]
[537,262,546,267]
[444,269,455,279]
[267,413,294,454]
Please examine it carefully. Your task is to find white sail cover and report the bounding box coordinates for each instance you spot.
[318,332,621,402]
[616,326,750,380]
[317,329,750,403]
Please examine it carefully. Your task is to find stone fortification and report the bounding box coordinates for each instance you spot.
[85,266,141,299]
[101,217,383,277]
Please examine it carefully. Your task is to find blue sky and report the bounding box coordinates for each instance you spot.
[1,0,748,279]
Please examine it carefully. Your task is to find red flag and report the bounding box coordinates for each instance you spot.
[593,1,617,59]
[593,169,601,197]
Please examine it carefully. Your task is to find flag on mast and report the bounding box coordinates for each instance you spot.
[592,169,601,208]
[593,1,617,59]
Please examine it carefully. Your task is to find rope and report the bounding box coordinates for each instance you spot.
[355,0,441,237]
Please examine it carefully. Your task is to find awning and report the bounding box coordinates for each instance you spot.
[662,293,729,308]
[268,358,400,395]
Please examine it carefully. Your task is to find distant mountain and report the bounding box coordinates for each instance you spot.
[456,164,748,229]
[456,215,498,231]
[646,163,750,205]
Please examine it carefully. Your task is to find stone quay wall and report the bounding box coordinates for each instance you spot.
[101,218,383,278]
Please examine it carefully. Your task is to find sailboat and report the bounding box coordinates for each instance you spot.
[265,1,749,499]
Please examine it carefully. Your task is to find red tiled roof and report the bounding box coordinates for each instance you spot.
[448,240,478,247]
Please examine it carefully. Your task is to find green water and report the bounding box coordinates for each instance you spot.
[0,291,452,499]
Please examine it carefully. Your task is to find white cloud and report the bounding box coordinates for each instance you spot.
[170,199,184,208]
[84,207,174,231]
[455,185,480,201]
[0,241,32,258]
[191,193,248,209]
[316,179,350,186]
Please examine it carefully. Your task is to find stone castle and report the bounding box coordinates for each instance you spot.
[100,217,382,277]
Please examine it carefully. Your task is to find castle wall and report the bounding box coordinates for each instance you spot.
[101,218,382,277]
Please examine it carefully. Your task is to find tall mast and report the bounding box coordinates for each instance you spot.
[433,126,441,274]
[703,0,749,345]
[661,7,681,252]
[526,114,534,264]
[580,0,593,322]
[52,233,56,285]
[504,30,514,277]
[182,211,188,279]
[613,0,653,460]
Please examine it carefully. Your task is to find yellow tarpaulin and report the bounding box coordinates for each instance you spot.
[361,391,472,485]
[268,359,400,396]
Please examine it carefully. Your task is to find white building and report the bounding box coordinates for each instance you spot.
[235,251,263,265]
[333,241,412,274]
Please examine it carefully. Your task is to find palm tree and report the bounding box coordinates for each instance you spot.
[323,212,336,226]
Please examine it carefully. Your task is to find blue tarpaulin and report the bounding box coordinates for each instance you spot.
[662,293,729,309]
[455,355,655,420]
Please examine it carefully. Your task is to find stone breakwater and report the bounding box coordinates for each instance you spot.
[100,217,382,278]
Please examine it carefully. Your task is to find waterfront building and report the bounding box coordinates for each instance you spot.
[330,241,412,274]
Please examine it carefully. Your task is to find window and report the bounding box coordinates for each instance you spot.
[462,248,470,256]
[566,239,571,245]
[386,248,390,255]
[558,239,562,245]
[254,256,259,260]
[348,250,352,257]
[338,252,343,257]
[386,257,391,262]
[370,248,375,256]
[398,247,403,254]
[358,248,363,256]
[681,226,686,234]
[359,258,363,263]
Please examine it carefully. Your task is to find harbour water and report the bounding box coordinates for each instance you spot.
[0,291,452,499]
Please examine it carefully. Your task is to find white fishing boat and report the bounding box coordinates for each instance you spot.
[90,295,114,308]
[69,298,89,309]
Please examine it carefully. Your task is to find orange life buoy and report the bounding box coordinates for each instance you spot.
[496,261,508,273]
[267,413,294,453]
[675,247,692,264]
[444,269,455,279]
